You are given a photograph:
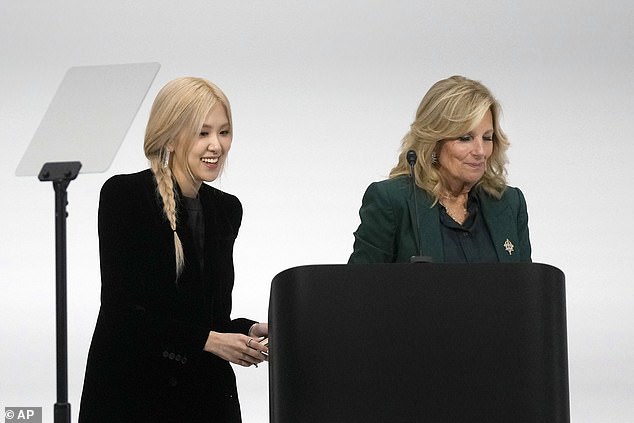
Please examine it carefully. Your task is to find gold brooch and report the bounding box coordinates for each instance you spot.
[503,239,514,255]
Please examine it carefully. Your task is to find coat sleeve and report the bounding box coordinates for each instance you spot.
[348,182,398,263]
[208,193,257,335]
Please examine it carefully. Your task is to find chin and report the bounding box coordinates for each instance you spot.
[202,176,219,183]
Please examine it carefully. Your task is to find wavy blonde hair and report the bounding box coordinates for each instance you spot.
[144,77,232,277]
[390,75,509,201]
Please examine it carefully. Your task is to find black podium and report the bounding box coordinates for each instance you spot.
[268,263,569,423]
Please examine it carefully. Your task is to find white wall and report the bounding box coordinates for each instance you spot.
[1,1,633,421]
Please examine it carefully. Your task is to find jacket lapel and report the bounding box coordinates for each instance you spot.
[479,190,519,262]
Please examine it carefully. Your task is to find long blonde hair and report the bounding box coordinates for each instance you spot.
[390,75,509,201]
[143,77,232,277]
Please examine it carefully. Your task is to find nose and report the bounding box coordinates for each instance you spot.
[472,137,485,158]
[207,134,221,153]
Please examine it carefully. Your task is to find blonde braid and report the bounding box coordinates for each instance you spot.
[150,159,185,277]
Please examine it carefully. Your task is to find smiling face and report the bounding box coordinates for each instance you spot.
[436,110,494,194]
[170,103,232,197]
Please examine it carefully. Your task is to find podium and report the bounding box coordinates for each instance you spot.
[268,263,569,423]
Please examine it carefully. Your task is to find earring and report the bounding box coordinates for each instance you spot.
[162,149,171,169]
[431,151,438,165]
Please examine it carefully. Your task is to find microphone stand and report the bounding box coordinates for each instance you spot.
[38,161,82,423]
[406,151,432,264]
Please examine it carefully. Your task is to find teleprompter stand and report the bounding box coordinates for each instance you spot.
[16,62,161,423]
[39,161,82,423]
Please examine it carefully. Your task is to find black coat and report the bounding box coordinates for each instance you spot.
[79,169,255,423]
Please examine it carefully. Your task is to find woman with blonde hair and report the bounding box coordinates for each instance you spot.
[79,77,268,423]
[349,75,531,263]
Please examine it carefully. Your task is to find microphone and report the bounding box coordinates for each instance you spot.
[406,150,417,168]
[406,150,432,264]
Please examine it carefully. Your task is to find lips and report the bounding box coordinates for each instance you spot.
[466,162,485,168]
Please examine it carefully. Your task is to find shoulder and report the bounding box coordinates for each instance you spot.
[364,176,433,206]
[368,176,411,192]
[198,183,242,213]
[101,169,155,198]
[478,185,528,211]
[500,185,527,206]
[98,170,159,220]
[363,176,410,201]
[97,170,164,237]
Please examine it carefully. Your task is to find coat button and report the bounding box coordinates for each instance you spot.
[181,357,188,364]
[175,354,181,361]
[168,353,175,360]
[162,351,169,358]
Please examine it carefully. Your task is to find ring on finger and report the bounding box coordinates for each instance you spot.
[247,338,253,347]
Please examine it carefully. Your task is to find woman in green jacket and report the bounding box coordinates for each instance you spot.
[349,75,531,264]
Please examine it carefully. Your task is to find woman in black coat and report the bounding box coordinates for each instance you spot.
[79,77,269,423]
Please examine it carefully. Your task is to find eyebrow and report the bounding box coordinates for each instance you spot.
[467,129,494,134]
[201,122,230,129]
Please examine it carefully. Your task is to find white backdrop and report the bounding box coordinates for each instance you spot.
[1,1,633,422]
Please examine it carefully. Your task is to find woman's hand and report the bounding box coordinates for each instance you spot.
[204,331,268,367]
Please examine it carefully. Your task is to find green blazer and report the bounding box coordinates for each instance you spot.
[349,176,531,263]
